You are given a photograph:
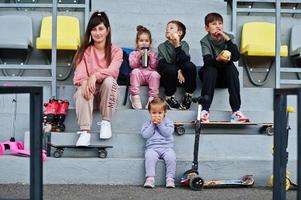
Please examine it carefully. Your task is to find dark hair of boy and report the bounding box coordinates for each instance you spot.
[204,12,223,27]
[136,25,152,46]
[148,96,168,112]
[167,20,186,40]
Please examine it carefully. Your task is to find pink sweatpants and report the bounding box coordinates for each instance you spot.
[129,68,160,97]
[73,76,119,131]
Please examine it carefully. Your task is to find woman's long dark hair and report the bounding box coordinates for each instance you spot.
[74,11,112,66]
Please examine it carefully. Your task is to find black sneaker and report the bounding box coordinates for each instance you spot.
[180,94,192,110]
[166,96,181,109]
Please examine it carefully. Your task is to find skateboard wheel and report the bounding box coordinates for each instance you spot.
[265,127,274,136]
[189,174,204,191]
[175,126,185,135]
[99,149,107,158]
[53,150,62,158]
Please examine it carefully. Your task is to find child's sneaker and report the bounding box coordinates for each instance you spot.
[76,131,91,146]
[200,110,210,123]
[166,177,175,188]
[144,177,155,188]
[230,110,249,123]
[180,93,192,110]
[166,96,181,109]
[130,95,142,110]
[145,96,154,109]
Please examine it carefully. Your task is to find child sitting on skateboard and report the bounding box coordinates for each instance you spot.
[198,12,249,123]
[140,97,176,188]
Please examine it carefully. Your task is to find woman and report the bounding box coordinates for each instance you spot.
[73,11,123,146]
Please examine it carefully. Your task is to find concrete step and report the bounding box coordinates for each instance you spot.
[63,109,273,133]
[48,132,284,159]
[0,156,297,186]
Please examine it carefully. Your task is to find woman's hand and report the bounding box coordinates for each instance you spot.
[178,69,185,84]
[81,80,93,100]
[87,74,97,94]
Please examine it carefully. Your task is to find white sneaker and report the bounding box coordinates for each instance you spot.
[99,120,112,139]
[130,95,142,110]
[76,131,91,146]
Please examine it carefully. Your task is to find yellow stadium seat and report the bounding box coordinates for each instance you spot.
[240,22,288,57]
[240,22,288,86]
[36,16,80,50]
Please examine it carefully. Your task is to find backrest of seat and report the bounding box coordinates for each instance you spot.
[241,22,275,50]
[0,15,33,48]
[290,24,301,56]
[39,15,80,43]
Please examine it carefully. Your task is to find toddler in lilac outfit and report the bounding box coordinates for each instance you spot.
[140,96,176,188]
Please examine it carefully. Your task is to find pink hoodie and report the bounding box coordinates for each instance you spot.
[129,50,158,71]
[73,44,123,86]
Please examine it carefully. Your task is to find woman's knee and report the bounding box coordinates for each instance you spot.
[131,68,141,77]
[183,62,196,73]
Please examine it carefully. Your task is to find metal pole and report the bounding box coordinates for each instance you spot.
[273,93,287,200]
[232,0,237,34]
[298,93,301,200]
[275,0,281,88]
[51,0,58,97]
[30,88,43,200]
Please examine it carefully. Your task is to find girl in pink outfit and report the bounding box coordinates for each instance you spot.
[73,11,123,146]
[129,25,160,109]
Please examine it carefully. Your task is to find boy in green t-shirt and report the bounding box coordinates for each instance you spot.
[199,12,249,123]
[158,20,197,110]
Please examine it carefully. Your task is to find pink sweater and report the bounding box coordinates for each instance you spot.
[73,44,123,86]
[129,50,158,71]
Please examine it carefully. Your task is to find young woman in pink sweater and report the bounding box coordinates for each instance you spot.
[129,25,160,109]
[73,11,123,146]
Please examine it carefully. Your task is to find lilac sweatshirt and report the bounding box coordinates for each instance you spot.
[140,117,175,149]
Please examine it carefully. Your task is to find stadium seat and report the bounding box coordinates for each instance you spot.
[240,22,288,86]
[290,24,301,59]
[36,16,80,50]
[36,16,80,80]
[0,15,33,76]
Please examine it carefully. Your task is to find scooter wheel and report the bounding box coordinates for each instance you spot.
[189,175,204,190]
[175,126,185,135]
[0,144,4,155]
[16,142,24,150]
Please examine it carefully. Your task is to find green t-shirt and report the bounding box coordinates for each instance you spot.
[158,40,190,64]
[200,33,234,58]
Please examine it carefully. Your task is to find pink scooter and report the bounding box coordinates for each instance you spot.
[0,95,46,161]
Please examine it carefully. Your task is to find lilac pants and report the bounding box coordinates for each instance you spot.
[144,147,176,178]
[129,68,160,97]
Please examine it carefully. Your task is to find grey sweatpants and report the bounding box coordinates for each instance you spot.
[73,76,119,131]
[144,147,176,179]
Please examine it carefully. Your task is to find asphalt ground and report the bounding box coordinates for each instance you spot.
[0,185,298,200]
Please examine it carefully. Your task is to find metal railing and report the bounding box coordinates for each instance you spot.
[274,87,301,200]
[0,86,43,200]
[0,0,90,97]
[228,0,301,87]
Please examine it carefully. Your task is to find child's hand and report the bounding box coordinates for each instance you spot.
[177,69,185,84]
[216,51,231,63]
[170,33,180,47]
[215,31,230,42]
[152,116,162,125]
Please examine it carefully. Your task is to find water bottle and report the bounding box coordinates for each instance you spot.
[141,47,149,68]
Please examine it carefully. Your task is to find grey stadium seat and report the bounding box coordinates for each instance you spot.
[290,24,301,59]
[0,15,33,76]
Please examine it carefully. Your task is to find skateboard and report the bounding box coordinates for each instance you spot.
[181,172,254,190]
[174,121,274,136]
[49,144,113,158]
